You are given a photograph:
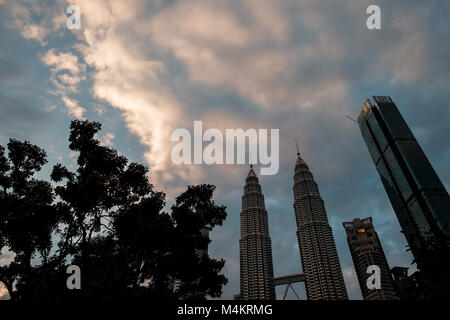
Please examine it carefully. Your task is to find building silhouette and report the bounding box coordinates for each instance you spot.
[390,267,418,300]
[293,148,348,299]
[239,165,276,299]
[357,96,450,262]
[343,217,398,300]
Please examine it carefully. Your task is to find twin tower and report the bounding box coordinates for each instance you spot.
[238,150,348,300]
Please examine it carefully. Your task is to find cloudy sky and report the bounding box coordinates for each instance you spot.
[1,0,449,300]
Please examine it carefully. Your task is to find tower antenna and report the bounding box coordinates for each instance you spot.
[295,140,300,156]
[346,115,358,124]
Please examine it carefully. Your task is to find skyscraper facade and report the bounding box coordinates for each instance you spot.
[239,165,276,300]
[357,96,450,260]
[343,217,399,300]
[293,151,348,300]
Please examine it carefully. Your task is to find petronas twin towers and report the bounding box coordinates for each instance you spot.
[238,149,348,300]
[239,165,276,300]
[293,150,348,299]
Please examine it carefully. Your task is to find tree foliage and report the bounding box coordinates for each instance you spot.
[406,231,450,300]
[0,120,227,300]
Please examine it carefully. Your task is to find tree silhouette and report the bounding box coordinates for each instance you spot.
[0,120,227,300]
[0,140,59,300]
[406,230,450,300]
[170,184,227,299]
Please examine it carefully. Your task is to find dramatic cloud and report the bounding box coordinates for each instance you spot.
[41,49,87,118]
[3,0,65,45]
[70,0,188,180]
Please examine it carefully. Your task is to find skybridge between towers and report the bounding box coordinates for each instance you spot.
[272,273,305,300]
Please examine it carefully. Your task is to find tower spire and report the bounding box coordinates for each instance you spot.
[247,163,256,178]
[295,140,300,156]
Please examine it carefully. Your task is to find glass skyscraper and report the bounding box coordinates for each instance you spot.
[357,96,450,259]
